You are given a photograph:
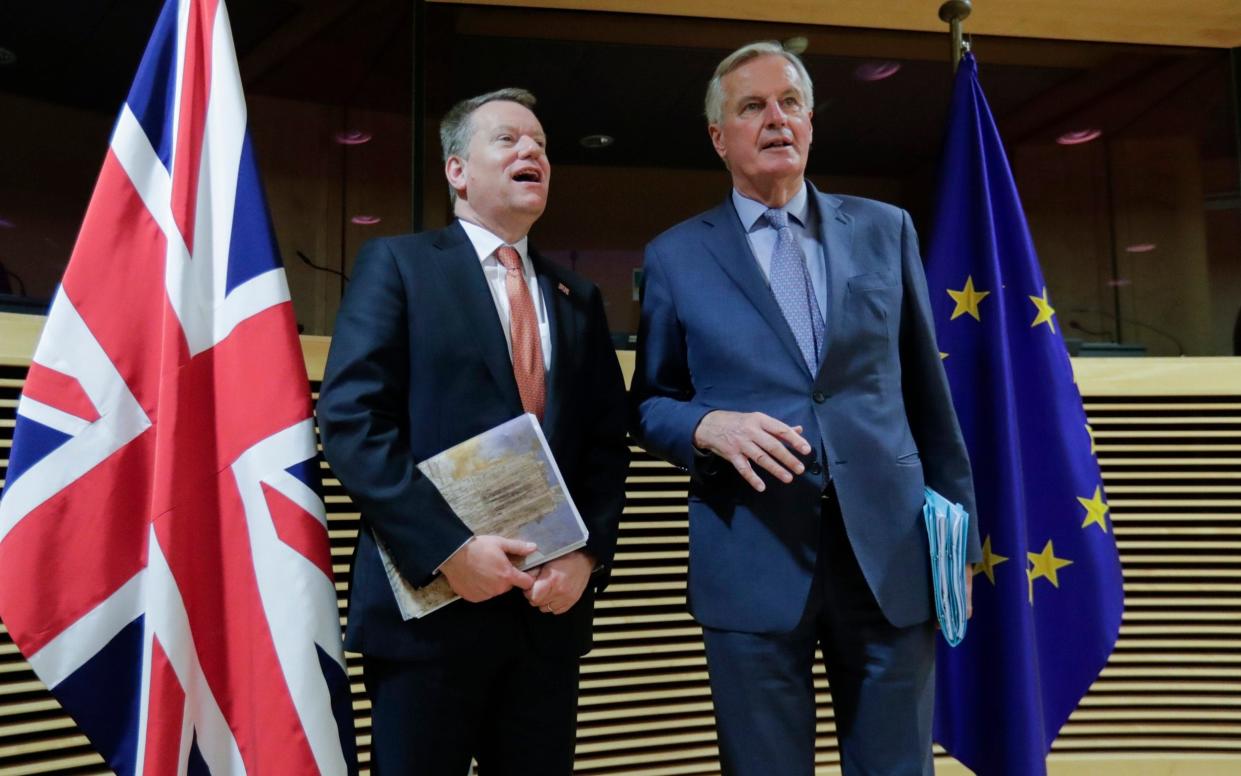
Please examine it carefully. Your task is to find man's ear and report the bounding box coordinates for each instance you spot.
[445,155,467,199]
[708,124,727,164]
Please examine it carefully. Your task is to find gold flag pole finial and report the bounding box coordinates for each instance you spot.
[939,0,972,72]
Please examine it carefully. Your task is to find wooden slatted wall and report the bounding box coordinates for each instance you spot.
[2,342,1240,774]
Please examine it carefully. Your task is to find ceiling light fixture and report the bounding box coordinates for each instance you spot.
[854,62,901,82]
[1056,129,1102,145]
[350,215,381,225]
[1124,243,1156,253]
[334,130,372,145]
[580,134,614,149]
[783,37,809,55]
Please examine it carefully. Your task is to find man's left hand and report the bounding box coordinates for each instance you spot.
[525,550,595,615]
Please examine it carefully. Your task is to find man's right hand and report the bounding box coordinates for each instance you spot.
[693,410,811,492]
[439,536,538,603]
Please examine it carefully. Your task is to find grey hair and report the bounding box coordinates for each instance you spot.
[440,87,538,202]
[704,41,814,125]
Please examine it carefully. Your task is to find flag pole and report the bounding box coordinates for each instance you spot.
[939,0,972,72]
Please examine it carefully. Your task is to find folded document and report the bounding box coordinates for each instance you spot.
[923,488,970,647]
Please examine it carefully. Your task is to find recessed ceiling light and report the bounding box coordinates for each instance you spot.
[1124,243,1156,253]
[854,62,901,82]
[783,37,809,55]
[334,130,372,145]
[350,215,381,225]
[580,134,614,149]
[1057,129,1102,145]
[1106,278,1132,287]
[0,47,16,66]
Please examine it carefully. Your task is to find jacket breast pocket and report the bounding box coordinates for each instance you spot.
[845,274,898,341]
[846,272,897,293]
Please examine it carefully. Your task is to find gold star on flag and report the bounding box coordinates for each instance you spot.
[1078,486,1110,532]
[1029,286,1056,332]
[973,535,1008,585]
[947,276,990,321]
[1027,539,1073,603]
[1085,423,1096,455]
[940,352,949,360]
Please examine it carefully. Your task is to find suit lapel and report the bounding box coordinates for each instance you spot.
[431,222,523,416]
[700,199,809,375]
[531,250,574,440]
[810,185,854,380]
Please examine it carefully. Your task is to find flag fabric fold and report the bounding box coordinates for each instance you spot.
[0,1,356,773]
[926,52,1125,776]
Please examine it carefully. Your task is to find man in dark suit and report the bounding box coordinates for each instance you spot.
[318,88,628,776]
[630,43,981,775]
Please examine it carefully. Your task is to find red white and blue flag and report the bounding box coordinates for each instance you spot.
[0,1,356,774]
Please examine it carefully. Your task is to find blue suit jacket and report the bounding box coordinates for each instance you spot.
[318,222,629,659]
[631,184,980,632]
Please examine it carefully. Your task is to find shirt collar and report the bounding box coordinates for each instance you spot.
[457,218,530,267]
[731,182,810,233]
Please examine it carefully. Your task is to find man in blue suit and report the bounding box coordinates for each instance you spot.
[631,43,981,775]
[318,88,628,775]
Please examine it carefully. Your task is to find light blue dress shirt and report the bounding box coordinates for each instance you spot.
[731,183,828,321]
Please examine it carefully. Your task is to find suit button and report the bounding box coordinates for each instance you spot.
[810,463,823,476]
[812,391,826,403]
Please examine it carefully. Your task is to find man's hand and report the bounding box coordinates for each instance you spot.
[440,536,537,603]
[525,550,595,615]
[693,410,811,492]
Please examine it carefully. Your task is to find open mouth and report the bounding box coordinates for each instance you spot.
[762,138,794,150]
[512,169,543,183]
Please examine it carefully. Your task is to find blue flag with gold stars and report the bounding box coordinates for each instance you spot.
[925,52,1124,775]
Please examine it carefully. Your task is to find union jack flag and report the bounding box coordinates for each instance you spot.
[0,1,356,773]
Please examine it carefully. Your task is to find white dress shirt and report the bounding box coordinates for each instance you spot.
[458,218,552,371]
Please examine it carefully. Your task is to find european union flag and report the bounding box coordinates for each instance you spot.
[925,52,1125,775]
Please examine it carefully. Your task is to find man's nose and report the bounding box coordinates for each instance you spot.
[516,136,543,157]
[762,99,789,127]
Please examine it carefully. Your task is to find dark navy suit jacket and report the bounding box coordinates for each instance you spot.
[631,184,980,632]
[318,221,629,659]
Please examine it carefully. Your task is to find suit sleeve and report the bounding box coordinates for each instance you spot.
[574,286,631,591]
[317,239,473,587]
[897,210,983,563]
[628,240,718,480]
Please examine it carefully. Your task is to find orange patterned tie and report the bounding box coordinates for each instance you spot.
[496,246,546,420]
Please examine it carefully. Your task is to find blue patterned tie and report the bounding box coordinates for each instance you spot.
[765,208,826,372]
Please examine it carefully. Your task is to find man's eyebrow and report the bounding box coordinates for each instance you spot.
[735,88,801,105]
[489,124,548,143]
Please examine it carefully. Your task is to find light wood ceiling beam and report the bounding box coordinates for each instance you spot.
[430,0,1241,49]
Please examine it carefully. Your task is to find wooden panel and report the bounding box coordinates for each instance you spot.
[248,95,346,339]
[0,317,1240,773]
[428,0,1241,48]
[246,97,413,337]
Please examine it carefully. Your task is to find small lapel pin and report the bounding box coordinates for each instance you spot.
[557,282,571,296]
